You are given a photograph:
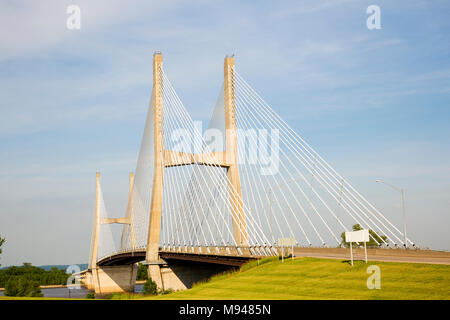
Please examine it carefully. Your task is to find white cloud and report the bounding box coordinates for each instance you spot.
[0,0,176,61]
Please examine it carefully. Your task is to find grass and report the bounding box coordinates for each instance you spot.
[139,257,450,300]
[1,257,448,300]
[106,292,144,300]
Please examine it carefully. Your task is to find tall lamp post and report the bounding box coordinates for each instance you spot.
[376,179,408,249]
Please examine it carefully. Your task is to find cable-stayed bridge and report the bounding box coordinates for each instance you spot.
[84,52,415,294]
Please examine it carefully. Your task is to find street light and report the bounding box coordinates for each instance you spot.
[376,179,409,249]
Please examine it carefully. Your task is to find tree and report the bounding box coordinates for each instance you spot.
[4,276,42,297]
[4,277,19,296]
[142,278,157,295]
[340,224,388,248]
[17,277,28,296]
[136,263,148,281]
[0,262,70,288]
[0,235,5,267]
[28,281,43,297]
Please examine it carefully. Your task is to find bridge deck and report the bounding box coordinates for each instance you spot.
[96,246,450,267]
[96,245,279,267]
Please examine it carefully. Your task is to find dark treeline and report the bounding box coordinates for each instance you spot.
[0,262,70,288]
[3,277,43,297]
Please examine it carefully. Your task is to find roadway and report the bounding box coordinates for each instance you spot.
[292,247,450,265]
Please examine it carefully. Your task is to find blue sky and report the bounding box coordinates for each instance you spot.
[0,0,449,266]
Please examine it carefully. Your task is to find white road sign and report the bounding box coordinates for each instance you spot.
[345,229,370,243]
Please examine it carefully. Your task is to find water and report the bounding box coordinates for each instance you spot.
[0,284,143,298]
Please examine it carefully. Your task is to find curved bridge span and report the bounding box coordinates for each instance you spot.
[96,246,269,267]
[87,247,269,294]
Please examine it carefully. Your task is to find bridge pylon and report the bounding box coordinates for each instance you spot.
[88,172,101,272]
[144,52,248,289]
[86,172,138,294]
[145,51,165,288]
[224,55,248,246]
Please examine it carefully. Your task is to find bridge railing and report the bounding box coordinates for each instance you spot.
[97,244,286,263]
[159,245,280,257]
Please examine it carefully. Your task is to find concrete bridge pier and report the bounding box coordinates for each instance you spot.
[147,262,166,290]
[147,259,237,292]
[147,260,189,291]
[85,264,138,294]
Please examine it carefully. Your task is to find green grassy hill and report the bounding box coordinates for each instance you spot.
[143,257,450,300]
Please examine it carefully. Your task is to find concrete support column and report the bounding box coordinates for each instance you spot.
[89,172,100,271]
[224,55,248,246]
[147,264,164,290]
[146,52,165,287]
[88,264,137,294]
[120,172,136,249]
